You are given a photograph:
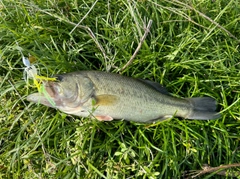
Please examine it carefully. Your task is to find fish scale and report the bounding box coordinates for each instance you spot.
[86,71,190,120]
[84,72,178,120]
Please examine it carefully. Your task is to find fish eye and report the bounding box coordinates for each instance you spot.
[55,75,64,82]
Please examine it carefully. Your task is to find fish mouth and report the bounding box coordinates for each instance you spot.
[44,81,59,98]
[26,81,60,107]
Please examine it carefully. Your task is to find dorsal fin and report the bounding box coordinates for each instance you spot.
[137,79,169,95]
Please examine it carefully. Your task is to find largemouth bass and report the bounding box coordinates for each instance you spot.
[27,71,221,123]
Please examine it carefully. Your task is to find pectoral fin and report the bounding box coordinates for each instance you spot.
[95,94,118,106]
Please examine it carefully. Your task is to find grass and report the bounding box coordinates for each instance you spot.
[1,0,240,178]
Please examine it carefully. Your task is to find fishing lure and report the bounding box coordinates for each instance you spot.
[22,55,56,106]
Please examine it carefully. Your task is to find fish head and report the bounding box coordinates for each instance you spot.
[27,73,95,111]
[48,74,80,103]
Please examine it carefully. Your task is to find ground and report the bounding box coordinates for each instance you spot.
[0,0,240,178]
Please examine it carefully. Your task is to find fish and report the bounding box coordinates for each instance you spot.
[27,70,221,123]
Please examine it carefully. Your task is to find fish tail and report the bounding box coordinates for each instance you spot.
[186,97,221,120]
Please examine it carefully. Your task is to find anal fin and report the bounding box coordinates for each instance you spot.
[95,115,113,121]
